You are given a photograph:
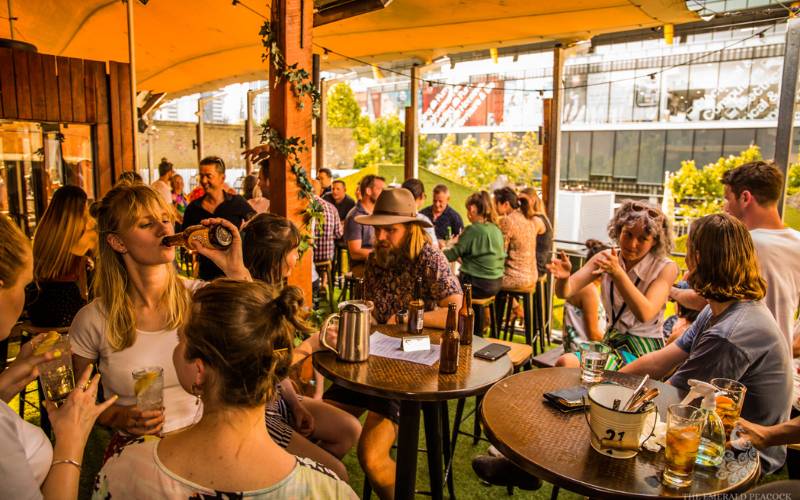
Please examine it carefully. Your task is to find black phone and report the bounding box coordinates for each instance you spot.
[473,343,511,361]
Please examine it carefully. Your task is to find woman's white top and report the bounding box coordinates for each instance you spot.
[0,399,52,498]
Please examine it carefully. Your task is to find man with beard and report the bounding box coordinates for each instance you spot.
[183,156,255,280]
[324,188,462,499]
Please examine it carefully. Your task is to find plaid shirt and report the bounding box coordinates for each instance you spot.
[313,196,343,263]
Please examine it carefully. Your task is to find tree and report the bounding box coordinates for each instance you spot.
[352,114,405,169]
[669,145,762,218]
[429,132,542,190]
[788,161,800,196]
[326,83,361,128]
[419,135,440,168]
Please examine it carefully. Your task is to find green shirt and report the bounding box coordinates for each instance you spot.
[443,222,505,280]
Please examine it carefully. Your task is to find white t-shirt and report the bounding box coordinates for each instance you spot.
[0,400,52,499]
[70,279,204,433]
[151,179,173,206]
[750,228,800,353]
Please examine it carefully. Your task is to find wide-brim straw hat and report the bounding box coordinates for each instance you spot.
[354,188,433,228]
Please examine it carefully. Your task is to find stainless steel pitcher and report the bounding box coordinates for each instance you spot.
[320,300,373,362]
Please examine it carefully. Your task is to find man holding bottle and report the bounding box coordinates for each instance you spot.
[323,188,462,499]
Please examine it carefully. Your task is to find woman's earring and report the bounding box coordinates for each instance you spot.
[191,383,202,406]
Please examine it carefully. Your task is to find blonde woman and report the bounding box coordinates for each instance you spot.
[28,185,96,327]
[518,187,553,279]
[69,183,250,458]
[0,215,116,499]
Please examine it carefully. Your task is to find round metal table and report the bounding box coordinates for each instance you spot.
[481,367,760,499]
[314,324,513,500]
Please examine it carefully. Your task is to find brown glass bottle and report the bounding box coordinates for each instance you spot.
[161,224,233,250]
[439,302,460,374]
[353,277,365,300]
[458,284,475,345]
[407,277,425,334]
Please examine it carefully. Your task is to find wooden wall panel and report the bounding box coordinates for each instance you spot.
[111,61,134,172]
[12,50,32,119]
[108,62,124,175]
[83,61,99,123]
[70,58,86,123]
[41,54,60,122]
[96,124,113,194]
[27,53,47,121]
[0,47,17,118]
[92,61,108,124]
[56,57,73,122]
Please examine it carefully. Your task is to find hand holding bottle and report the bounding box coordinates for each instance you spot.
[189,218,251,281]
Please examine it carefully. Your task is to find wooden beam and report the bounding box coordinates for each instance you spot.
[404,64,419,180]
[542,46,564,227]
[270,0,313,303]
[313,0,392,27]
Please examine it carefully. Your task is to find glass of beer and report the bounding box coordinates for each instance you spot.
[33,332,75,405]
[132,367,164,411]
[711,378,746,441]
[663,404,705,489]
[579,342,611,384]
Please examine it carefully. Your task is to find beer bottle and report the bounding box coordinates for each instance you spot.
[407,277,424,334]
[161,224,233,250]
[439,302,460,374]
[458,284,475,345]
[353,277,365,300]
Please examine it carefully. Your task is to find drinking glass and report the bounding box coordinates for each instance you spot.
[34,332,75,405]
[579,342,611,383]
[663,404,705,489]
[132,367,164,411]
[711,378,746,441]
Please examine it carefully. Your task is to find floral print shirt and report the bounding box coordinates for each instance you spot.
[365,243,462,324]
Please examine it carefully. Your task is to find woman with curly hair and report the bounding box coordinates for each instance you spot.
[549,200,679,368]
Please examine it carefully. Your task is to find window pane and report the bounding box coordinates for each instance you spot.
[756,128,777,160]
[608,71,635,123]
[665,129,694,172]
[715,60,752,121]
[586,73,610,124]
[561,132,571,177]
[569,132,591,181]
[638,130,666,184]
[563,73,587,124]
[591,131,614,176]
[723,128,755,157]
[693,129,723,167]
[687,63,719,122]
[614,130,640,179]
[661,65,690,123]
[632,71,659,122]
[748,57,781,120]
[60,124,95,200]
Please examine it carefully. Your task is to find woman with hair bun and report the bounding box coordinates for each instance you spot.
[94,280,357,498]
[493,187,543,290]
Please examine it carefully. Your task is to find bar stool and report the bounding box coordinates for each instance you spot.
[448,339,532,484]
[314,260,334,312]
[496,284,540,355]
[471,295,498,338]
[532,275,550,352]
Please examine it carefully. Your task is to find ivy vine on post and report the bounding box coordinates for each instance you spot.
[258,20,324,257]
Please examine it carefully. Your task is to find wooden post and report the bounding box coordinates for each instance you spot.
[270,0,313,302]
[313,53,325,175]
[542,46,564,229]
[773,16,800,218]
[404,64,419,180]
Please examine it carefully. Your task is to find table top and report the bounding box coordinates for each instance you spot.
[481,368,760,499]
[314,325,513,401]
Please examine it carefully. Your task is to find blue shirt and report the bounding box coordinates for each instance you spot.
[420,205,464,241]
[343,202,374,261]
[670,301,792,474]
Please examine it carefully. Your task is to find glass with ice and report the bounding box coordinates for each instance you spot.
[33,331,75,405]
[579,342,611,383]
[132,367,164,411]
[663,404,705,489]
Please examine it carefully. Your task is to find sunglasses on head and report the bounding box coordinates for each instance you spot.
[630,202,663,220]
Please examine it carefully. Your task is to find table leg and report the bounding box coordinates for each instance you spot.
[422,402,444,500]
[440,402,456,499]
[395,400,421,500]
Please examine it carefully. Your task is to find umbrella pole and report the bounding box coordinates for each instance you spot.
[125,0,139,174]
